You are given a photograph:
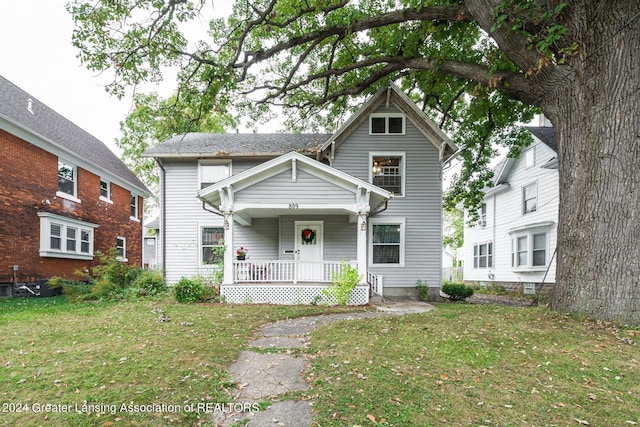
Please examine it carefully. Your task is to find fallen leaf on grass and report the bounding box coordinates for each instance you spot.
[366,413,376,423]
[575,419,590,425]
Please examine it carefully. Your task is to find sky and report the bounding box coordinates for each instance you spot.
[0,1,232,156]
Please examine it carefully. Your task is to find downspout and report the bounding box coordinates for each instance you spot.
[201,201,224,217]
[156,158,166,273]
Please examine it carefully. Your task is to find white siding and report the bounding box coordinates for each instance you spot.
[463,139,559,287]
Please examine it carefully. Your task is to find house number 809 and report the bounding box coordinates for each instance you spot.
[289,204,299,209]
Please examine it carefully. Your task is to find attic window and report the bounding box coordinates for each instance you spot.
[370,114,405,135]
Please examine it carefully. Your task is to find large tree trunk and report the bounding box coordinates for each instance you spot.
[543,2,640,324]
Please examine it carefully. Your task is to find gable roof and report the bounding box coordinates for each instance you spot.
[525,126,556,152]
[319,83,458,163]
[144,133,332,158]
[144,83,457,162]
[493,126,557,185]
[198,151,391,220]
[0,75,149,196]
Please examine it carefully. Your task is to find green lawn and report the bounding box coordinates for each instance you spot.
[307,303,640,426]
[2,298,638,427]
[0,296,365,426]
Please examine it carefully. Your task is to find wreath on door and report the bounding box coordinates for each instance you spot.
[301,228,316,244]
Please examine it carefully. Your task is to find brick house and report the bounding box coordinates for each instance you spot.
[0,75,150,296]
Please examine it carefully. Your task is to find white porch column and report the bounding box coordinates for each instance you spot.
[357,214,368,283]
[222,213,234,285]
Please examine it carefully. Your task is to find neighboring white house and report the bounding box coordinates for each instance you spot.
[462,123,558,295]
[143,83,458,304]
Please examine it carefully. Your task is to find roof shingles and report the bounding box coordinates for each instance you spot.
[0,75,148,193]
[144,133,333,157]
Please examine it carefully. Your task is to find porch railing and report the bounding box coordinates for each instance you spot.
[367,271,384,297]
[233,260,356,284]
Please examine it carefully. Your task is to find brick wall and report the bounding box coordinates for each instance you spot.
[0,129,143,283]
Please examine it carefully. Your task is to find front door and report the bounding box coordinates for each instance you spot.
[295,221,323,281]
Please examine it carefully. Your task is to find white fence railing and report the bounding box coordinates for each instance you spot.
[234,260,356,284]
[367,272,384,297]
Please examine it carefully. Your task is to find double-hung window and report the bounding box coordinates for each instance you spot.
[38,212,97,260]
[478,204,487,227]
[524,147,536,168]
[116,237,127,261]
[369,218,405,266]
[100,179,112,202]
[523,182,538,214]
[370,152,405,196]
[130,193,139,220]
[201,227,225,265]
[473,242,493,268]
[57,159,79,201]
[512,232,547,269]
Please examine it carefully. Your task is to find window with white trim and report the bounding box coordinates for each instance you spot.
[511,232,547,268]
[369,218,405,266]
[38,212,97,259]
[199,160,231,189]
[523,182,537,214]
[201,227,225,265]
[116,237,127,261]
[478,204,487,227]
[524,147,536,168]
[370,153,405,196]
[57,159,78,199]
[100,179,111,201]
[369,114,405,135]
[130,193,139,219]
[473,242,493,269]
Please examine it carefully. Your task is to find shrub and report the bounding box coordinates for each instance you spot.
[441,283,474,301]
[48,248,164,302]
[132,270,167,296]
[322,261,362,305]
[416,280,429,301]
[47,277,94,302]
[174,276,206,303]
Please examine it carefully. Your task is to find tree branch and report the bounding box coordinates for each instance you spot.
[232,5,473,70]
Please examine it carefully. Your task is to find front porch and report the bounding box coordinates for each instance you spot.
[220,259,379,304]
[196,152,392,305]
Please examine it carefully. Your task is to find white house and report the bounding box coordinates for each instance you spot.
[462,124,558,295]
[144,83,458,304]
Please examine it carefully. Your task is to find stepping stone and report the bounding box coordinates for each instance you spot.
[228,351,308,400]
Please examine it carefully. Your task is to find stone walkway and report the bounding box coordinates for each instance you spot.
[211,300,434,427]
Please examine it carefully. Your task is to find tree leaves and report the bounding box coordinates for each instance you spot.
[68,0,551,212]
